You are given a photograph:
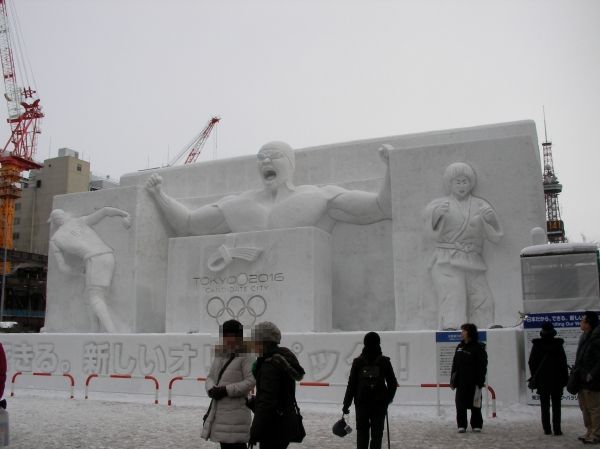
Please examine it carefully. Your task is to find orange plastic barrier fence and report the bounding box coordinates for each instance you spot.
[85,374,159,404]
[166,375,497,416]
[167,376,207,406]
[10,371,75,399]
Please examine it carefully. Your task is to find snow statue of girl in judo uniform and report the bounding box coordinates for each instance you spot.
[424,162,503,330]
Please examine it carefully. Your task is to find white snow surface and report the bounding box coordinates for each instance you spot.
[5,392,586,449]
[520,242,598,256]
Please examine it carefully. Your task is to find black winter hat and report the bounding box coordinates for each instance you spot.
[540,322,557,338]
[222,319,243,337]
[364,331,381,347]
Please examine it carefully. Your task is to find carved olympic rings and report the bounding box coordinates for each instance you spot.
[206,295,267,325]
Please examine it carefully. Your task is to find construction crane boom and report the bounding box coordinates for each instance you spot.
[0,0,43,254]
[169,116,220,166]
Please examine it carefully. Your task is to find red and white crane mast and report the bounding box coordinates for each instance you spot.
[169,116,220,166]
[0,0,43,251]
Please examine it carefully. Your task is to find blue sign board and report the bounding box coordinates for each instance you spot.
[523,311,593,329]
[435,331,487,343]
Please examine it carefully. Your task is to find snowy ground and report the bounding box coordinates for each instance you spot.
[6,393,587,449]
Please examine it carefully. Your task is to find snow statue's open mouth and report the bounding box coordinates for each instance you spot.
[262,168,277,181]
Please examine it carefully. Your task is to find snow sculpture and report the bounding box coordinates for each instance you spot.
[145,141,392,235]
[148,141,392,333]
[424,162,503,330]
[48,207,131,333]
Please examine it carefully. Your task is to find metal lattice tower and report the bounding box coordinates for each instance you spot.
[541,113,566,243]
[0,0,43,273]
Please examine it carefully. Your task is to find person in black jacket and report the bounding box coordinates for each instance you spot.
[342,331,398,449]
[574,311,600,444]
[249,321,305,449]
[450,323,488,433]
[528,321,568,436]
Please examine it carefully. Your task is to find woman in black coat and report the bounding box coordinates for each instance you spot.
[342,332,398,449]
[249,321,305,449]
[528,321,569,436]
[450,323,488,433]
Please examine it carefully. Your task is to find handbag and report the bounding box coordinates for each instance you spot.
[286,396,306,443]
[203,353,236,424]
[567,366,581,395]
[274,372,305,443]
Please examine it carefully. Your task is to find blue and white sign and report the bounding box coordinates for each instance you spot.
[436,331,487,381]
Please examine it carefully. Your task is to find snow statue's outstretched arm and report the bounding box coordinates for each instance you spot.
[145,173,230,236]
[84,207,131,228]
[326,145,392,224]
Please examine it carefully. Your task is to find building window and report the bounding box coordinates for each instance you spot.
[12,232,19,240]
[36,179,42,188]
[14,203,21,211]
[77,164,82,172]
[14,217,20,225]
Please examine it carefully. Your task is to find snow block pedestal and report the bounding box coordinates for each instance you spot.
[165,227,333,333]
[0,328,525,407]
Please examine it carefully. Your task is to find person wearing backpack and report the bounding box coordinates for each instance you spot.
[342,331,398,449]
[450,323,488,433]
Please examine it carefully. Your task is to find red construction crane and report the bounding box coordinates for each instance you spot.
[168,116,220,166]
[0,0,43,254]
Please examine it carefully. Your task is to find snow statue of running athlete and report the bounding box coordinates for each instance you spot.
[424,162,503,330]
[48,207,131,333]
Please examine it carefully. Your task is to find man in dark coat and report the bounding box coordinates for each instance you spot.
[450,323,488,433]
[249,321,305,449]
[574,311,600,444]
[342,331,398,449]
[528,321,569,436]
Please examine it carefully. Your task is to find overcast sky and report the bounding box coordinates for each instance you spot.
[2,0,599,242]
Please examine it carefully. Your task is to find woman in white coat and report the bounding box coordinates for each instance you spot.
[202,320,256,449]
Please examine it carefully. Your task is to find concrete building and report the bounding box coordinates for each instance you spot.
[13,147,91,255]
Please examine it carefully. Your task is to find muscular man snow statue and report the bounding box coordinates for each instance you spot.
[48,207,131,333]
[146,141,392,235]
